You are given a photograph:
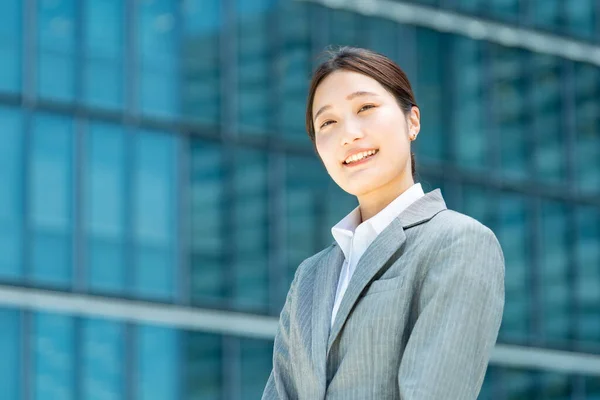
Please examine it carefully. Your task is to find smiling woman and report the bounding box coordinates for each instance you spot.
[262,46,505,400]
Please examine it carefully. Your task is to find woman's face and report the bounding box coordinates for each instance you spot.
[312,70,420,198]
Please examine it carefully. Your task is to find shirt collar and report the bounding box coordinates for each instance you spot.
[331,183,425,258]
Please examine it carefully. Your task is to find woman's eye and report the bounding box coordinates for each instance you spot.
[320,120,335,129]
[359,104,375,112]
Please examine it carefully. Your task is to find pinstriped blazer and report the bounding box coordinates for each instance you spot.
[262,189,505,399]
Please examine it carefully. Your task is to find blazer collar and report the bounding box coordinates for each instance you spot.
[310,188,448,375]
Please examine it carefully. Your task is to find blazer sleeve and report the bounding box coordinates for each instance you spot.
[397,221,505,399]
[262,268,300,400]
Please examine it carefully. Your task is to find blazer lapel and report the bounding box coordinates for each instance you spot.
[326,189,448,354]
[311,245,344,387]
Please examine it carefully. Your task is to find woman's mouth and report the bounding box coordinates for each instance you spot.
[343,149,379,167]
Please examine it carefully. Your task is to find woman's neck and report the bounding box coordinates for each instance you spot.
[358,177,415,222]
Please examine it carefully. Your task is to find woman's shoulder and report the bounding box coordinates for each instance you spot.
[423,208,499,244]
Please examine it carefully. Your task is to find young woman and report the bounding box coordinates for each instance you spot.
[262,46,505,399]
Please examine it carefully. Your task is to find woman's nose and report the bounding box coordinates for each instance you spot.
[340,119,365,145]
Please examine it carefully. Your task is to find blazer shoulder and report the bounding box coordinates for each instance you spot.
[429,208,497,237]
[424,209,502,256]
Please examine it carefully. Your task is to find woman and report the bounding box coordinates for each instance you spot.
[262,46,505,399]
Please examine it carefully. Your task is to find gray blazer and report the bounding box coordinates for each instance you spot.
[262,189,505,399]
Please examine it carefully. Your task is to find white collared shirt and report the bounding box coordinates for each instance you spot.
[330,183,425,328]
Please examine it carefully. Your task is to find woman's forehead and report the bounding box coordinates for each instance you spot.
[313,71,386,109]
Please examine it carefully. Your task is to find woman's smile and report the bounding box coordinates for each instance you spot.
[343,149,379,167]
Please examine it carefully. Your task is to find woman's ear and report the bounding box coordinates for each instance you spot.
[408,106,421,141]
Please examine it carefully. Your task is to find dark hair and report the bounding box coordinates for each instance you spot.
[305,46,418,178]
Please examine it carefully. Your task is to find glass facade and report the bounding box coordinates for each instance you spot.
[0,0,598,398]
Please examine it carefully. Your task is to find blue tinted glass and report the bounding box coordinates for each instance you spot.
[285,155,327,296]
[488,0,519,21]
[587,376,600,397]
[133,131,177,300]
[0,0,21,92]
[414,28,444,162]
[186,332,221,399]
[490,45,528,180]
[38,0,76,100]
[240,338,273,399]
[363,17,398,62]
[531,55,565,184]
[181,0,220,124]
[576,207,600,346]
[539,372,571,398]
[565,0,596,39]
[461,185,489,225]
[496,193,530,344]
[280,1,311,139]
[454,37,486,170]
[83,318,124,399]
[31,114,73,286]
[0,308,20,399]
[574,63,600,195]
[84,0,124,109]
[502,368,536,398]
[540,201,569,345]
[531,0,560,31]
[0,108,23,280]
[190,140,225,306]
[236,0,272,135]
[86,123,126,294]
[137,325,178,400]
[34,312,74,400]
[233,148,269,312]
[328,9,359,47]
[139,0,177,117]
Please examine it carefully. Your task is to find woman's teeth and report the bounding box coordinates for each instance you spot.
[344,149,378,164]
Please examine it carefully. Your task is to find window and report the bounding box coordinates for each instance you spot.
[136,325,179,400]
[575,206,600,347]
[414,28,445,162]
[86,122,126,294]
[0,0,21,92]
[33,312,75,400]
[280,0,311,139]
[540,201,570,345]
[190,140,225,307]
[240,337,273,399]
[181,0,221,124]
[0,308,20,399]
[0,107,23,280]
[133,130,178,300]
[186,332,222,399]
[531,0,561,32]
[328,9,359,47]
[285,155,327,296]
[488,0,520,22]
[495,193,530,344]
[38,0,76,100]
[232,148,269,312]
[574,62,600,196]
[453,37,486,170]
[30,113,74,287]
[82,318,125,399]
[236,0,272,135]
[84,0,124,109]
[565,0,596,39]
[531,54,565,184]
[489,45,529,180]
[138,0,178,117]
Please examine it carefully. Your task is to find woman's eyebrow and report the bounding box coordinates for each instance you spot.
[314,91,379,121]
